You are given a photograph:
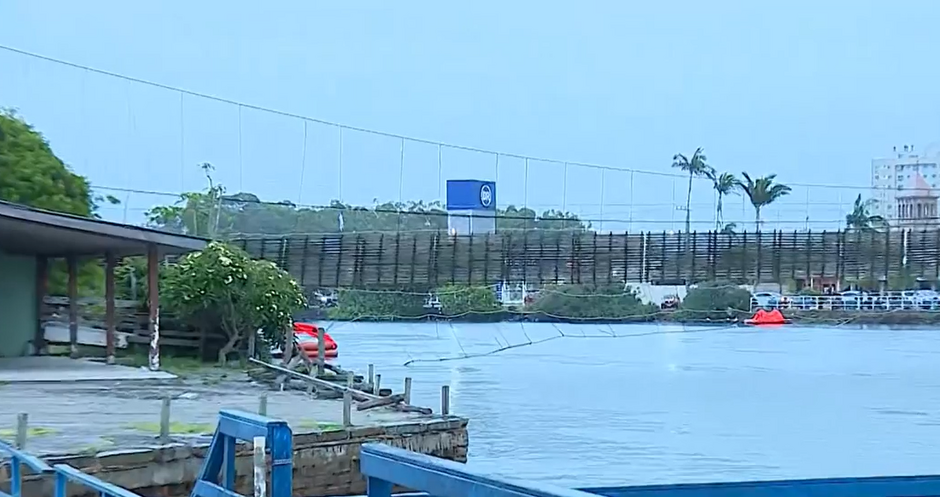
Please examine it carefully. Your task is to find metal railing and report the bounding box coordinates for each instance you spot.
[751,292,940,312]
[52,464,143,497]
[0,438,52,497]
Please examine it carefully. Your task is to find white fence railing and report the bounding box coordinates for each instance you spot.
[751,292,940,312]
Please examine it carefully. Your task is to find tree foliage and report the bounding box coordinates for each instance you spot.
[437,284,502,317]
[672,148,713,234]
[145,164,589,236]
[845,194,887,231]
[161,242,307,364]
[677,281,752,320]
[529,284,655,320]
[736,173,791,231]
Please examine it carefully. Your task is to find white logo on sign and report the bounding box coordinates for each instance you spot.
[480,184,493,207]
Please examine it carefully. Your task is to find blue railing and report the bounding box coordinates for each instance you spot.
[360,443,940,497]
[53,464,143,497]
[191,409,293,497]
[0,438,52,497]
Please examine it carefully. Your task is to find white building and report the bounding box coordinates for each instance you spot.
[871,145,940,222]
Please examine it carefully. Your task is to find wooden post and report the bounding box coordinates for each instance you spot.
[253,436,267,497]
[259,394,268,416]
[343,374,353,427]
[441,386,450,416]
[67,255,79,358]
[374,373,382,395]
[33,257,48,355]
[316,327,325,377]
[367,364,374,390]
[404,377,412,405]
[15,413,28,449]
[147,245,161,371]
[105,253,117,365]
[247,330,257,359]
[159,396,171,443]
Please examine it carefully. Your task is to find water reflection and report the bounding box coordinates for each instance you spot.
[325,322,940,486]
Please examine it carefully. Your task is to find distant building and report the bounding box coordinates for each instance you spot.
[871,145,940,225]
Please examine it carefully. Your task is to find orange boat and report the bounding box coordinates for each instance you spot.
[293,322,338,358]
[744,308,789,326]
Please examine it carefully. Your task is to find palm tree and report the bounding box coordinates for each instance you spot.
[736,173,791,231]
[672,148,714,234]
[845,194,887,231]
[711,172,737,232]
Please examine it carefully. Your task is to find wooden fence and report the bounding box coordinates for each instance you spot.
[233,229,940,289]
[41,296,222,350]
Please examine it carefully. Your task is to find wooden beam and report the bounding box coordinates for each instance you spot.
[147,245,160,371]
[105,252,117,365]
[67,255,79,358]
[33,256,48,355]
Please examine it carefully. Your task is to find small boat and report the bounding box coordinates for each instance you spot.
[294,322,338,358]
[744,308,790,326]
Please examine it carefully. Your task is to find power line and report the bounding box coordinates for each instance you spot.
[0,43,912,193]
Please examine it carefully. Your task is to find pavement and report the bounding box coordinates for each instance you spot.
[0,367,427,456]
[0,356,176,383]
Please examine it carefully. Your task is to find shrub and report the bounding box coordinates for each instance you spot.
[162,242,307,364]
[530,284,656,321]
[326,288,427,320]
[678,281,751,320]
[436,284,501,318]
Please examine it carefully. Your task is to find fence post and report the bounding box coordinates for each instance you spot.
[374,373,382,395]
[160,396,171,444]
[441,385,450,416]
[404,377,412,404]
[15,413,28,449]
[259,394,268,416]
[343,374,353,427]
[253,435,267,497]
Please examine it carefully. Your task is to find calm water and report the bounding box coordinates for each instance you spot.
[324,322,940,487]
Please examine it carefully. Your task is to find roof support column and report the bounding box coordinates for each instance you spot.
[67,255,79,358]
[33,256,48,355]
[147,245,161,371]
[105,252,116,365]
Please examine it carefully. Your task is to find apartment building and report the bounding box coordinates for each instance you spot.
[871,145,940,227]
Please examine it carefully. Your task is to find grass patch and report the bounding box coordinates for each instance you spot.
[295,419,343,432]
[0,426,57,438]
[113,352,231,377]
[75,436,116,455]
[125,421,215,435]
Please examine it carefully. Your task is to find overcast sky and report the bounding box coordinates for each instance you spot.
[2,0,940,231]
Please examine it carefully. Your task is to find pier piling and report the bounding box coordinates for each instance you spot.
[159,396,171,443]
[441,386,450,416]
[15,412,27,449]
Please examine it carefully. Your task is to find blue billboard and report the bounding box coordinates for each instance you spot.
[446,180,496,211]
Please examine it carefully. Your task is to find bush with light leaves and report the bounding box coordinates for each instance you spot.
[162,242,307,364]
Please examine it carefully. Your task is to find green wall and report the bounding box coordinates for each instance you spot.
[0,251,37,357]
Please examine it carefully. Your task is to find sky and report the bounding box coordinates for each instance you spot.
[2,0,940,232]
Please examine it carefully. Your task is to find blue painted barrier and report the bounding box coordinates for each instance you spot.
[359,443,940,497]
[0,438,52,497]
[53,464,143,497]
[191,409,293,497]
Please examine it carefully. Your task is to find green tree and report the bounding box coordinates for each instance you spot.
[672,148,714,234]
[736,173,791,231]
[161,242,307,364]
[845,194,887,231]
[0,110,95,215]
[710,172,737,232]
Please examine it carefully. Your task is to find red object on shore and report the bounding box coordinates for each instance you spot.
[293,322,339,358]
[745,308,788,326]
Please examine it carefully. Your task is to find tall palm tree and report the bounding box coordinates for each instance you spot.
[845,194,887,231]
[671,148,713,234]
[736,173,791,231]
[711,172,737,232]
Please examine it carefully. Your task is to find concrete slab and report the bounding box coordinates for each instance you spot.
[0,356,176,383]
[0,369,429,456]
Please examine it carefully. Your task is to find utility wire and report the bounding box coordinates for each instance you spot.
[0,43,919,192]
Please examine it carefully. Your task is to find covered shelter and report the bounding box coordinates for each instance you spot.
[0,200,207,370]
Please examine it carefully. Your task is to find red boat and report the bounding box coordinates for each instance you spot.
[293,322,338,358]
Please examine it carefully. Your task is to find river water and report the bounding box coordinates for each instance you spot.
[325,321,940,487]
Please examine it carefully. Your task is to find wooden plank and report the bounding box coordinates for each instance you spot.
[43,324,129,349]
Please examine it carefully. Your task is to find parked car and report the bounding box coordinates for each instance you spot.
[789,295,819,310]
[836,291,864,310]
[751,292,782,309]
[661,295,680,310]
[913,290,940,310]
